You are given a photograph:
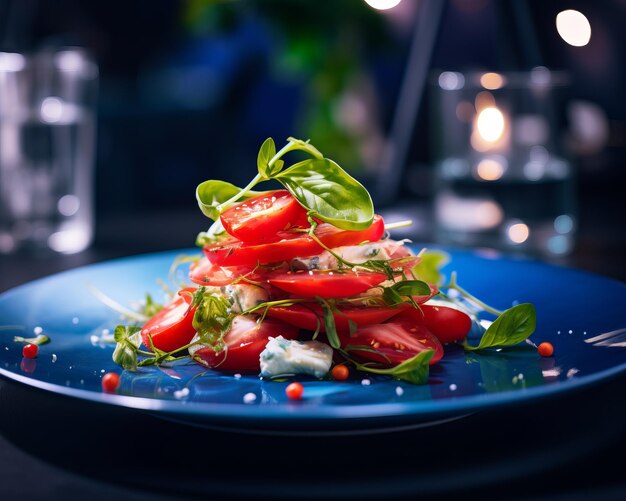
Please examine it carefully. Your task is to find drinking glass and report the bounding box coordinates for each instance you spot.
[0,48,98,255]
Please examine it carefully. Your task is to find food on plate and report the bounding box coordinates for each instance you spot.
[110,137,537,387]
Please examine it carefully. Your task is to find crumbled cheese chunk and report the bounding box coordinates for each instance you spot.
[260,336,333,378]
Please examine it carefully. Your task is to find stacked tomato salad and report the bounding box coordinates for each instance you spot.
[112,137,536,385]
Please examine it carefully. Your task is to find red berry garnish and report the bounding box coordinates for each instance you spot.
[285,382,304,400]
[538,342,554,357]
[22,343,38,359]
[101,372,121,393]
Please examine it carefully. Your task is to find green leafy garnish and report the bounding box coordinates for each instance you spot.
[275,157,373,230]
[382,280,431,307]
[141,293,164,318]
[195,137,374,231]
[13,334,50,345]
[190,287,234,352]
[112,325,143,371]
[464,303,537,351]
[411,250,449,286]
[346,349,433,385]
[196,180,266,220]
[318,297,341,349]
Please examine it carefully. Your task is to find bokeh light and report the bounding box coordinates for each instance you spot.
[556,10,591,47]
[507,223,530,244]
[476,107,505,142]
[364,0,402,11]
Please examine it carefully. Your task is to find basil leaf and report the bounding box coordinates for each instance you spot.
[257,137,275,176]
[353,350,433,385]
[391,280,432,297]
[196,180,265,220]
[411,250,449,286]
[274,158,374,230]
[257,137,285,178]
[382,287,405,306]
[464,303,536,351]
[382,280,431,306]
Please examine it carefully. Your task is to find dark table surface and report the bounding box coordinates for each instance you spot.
[1,200,625,501]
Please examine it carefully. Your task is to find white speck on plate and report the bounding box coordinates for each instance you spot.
[361,379,371,386]
[395,387,404,396]
[174,388,190,400]
[52,354,57,363]
[243,392,257,404]
[33,326,43,335]
[568,330,573,334]
[518,373,524,380]
[72,317,79,324]
[234,373,242,379]
[100,369,106,373]
[449,384,458,391]
[566,368,579,378]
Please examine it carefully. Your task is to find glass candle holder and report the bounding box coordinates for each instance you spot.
[429,67,575,257]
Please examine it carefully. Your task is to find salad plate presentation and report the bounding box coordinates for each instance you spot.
[1,137,626,433]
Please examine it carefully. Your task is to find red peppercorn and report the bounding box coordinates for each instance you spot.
[285,382,304,400]
[538,342,554,357]
[101,372,121,393]
[331,364,350,381]
[22,343,38,359]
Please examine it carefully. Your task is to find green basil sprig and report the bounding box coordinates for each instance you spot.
[464,303,537,351]
[344,349,434,385]
[112,325,143,371]
[196,137,374,231]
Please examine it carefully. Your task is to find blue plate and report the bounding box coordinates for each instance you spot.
[1,248,625,433]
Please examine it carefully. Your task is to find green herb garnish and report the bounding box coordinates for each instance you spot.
[464,303,537,351]
[196,137,374,231]
[13,334,50,346]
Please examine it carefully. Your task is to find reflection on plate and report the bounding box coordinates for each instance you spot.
[1,248,625,432]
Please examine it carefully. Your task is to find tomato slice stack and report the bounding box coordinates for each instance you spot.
[142,189,471,373]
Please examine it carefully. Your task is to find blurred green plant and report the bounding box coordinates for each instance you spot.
[182,0,399,173]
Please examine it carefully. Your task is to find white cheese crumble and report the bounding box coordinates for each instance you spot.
[259,336,333,379]
[223,284,269,313]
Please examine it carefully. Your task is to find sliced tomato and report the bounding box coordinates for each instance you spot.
[203,214,385,267]
[394,304,472,344]
[189,257,283,286]
[266,303,407,333]
[190,316,299,372]
[340,320,443,366]
[220,190,309,243]
[141,288,197,353]
[267,270,388,298]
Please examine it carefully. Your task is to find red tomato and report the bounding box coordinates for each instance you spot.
[191,316,299,372]
[266,303,407,333]
[203,215,385,266]
[189,258,280,286]
[340,320,443,366]
[141,288,197,353]
[220,190,310,243]
[394,304,472,344]
[267,270,387,298]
